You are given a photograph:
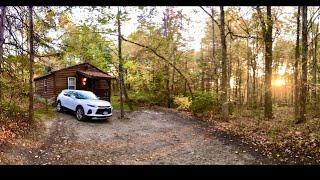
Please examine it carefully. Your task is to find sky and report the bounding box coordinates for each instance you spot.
[62,6,309,53]
[69,6,211,51]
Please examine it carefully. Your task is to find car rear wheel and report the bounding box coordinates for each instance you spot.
[76,106,85,121]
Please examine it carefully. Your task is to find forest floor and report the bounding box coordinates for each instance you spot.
[0,108,274,165]
[196,106,320,164]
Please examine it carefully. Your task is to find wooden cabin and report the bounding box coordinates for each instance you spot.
[34,63,115,101]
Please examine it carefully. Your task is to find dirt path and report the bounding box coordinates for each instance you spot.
[0,109,273,165]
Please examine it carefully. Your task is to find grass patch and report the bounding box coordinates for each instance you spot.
[35,106,55,121]
[111,95,137,111]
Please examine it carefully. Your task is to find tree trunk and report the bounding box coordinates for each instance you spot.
[211,8,219,95]
[246,38,251,107]
[220,6,229,119]
[171,56,176,95]
[0,6,6,111]
[122,83,133,111]
[252,35,258,109]
[235,57,240,104]
[166,65,171,107]
[117,7,125,118]
[264,6,273,119]
[294,6,301,120]
[311,17,318,114]
[257,6,273,119]
[28,6,34,122]
[298,6,308,123]
[228,33,232,102]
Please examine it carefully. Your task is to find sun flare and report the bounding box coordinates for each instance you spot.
[272,78,286,87]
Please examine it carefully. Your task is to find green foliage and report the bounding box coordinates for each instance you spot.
[173,95,191,110]
[189,91,218,114]
[61,25,113,71]
[0,101,27,122]
[129,91,157,105]
[111,95,136,111]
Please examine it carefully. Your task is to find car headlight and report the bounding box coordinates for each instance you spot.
[87,104,96,107]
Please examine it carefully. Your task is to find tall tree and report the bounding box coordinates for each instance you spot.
[28,6,34,122]
[220,6,229,119]
[211,7,218,94]
[257,6,274,119]
[298,6,308,123]
[294,6,301,120]
[117,7,125,118]
[311,15,319,114]
[0,6,6,110]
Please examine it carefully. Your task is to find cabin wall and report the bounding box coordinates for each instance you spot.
[35,75,55,99]
[54,64,112,101]
[35,63,112,101]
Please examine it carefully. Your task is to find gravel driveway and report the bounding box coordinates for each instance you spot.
[0,108,272,165]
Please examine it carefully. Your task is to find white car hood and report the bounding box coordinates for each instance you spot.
[81,99,111,107]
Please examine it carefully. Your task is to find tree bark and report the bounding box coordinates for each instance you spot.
[0,6,6,111]
[228,33,232,102]
[294,6,301,120]
[117,7,125,118]
[28,6,34,122]
[220,6,229,119]
[246,38,251,107]
[211,7,217,93]
[200,43,205,91]
[311,16,318,114]
[257,6,273,119]
[252,34,258,109]
[298,6,308,123]
[264,6,273,119]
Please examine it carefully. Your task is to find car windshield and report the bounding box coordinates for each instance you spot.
[75,91,98,100]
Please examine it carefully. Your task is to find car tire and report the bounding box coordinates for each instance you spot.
[76,106,86,121]
[56,101,64,112]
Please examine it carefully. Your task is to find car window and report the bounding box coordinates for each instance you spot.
[75,91,98,100]
[65,91,74,97]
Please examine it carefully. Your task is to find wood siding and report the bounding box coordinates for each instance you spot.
[34,63,112,101]
[35,74,55,99]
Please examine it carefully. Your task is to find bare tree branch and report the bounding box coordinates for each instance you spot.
[121,35,194,99]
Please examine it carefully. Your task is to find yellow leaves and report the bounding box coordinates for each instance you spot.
[173,95,192,111]
[59,12,72,28]
[44,9,55,25]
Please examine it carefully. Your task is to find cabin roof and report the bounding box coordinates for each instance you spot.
[34,62,115,80]
[77,70,114,79]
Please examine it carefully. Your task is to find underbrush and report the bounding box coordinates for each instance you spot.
[198,106,320,164]
[0,96,53,144]
[111,95,137,111]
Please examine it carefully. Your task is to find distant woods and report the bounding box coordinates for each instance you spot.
[0,6,319,122]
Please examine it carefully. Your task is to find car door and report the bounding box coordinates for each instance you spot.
[63,91,74,110]
[69,92,79,111]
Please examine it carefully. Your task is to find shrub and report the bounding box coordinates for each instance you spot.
[0,101,27,121]
[129,91,158,105]
[189,91,217,114]
[173,95,192,110]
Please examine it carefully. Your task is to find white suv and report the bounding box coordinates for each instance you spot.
[56,90,112,121]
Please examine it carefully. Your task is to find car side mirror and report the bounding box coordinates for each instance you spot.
[70,94,76,99]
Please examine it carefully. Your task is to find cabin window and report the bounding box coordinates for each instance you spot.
[68,77,76,90]
[44,79,47,94]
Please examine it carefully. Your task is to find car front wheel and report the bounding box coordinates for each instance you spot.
[56,101,64,112]
[76,106,86,121]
